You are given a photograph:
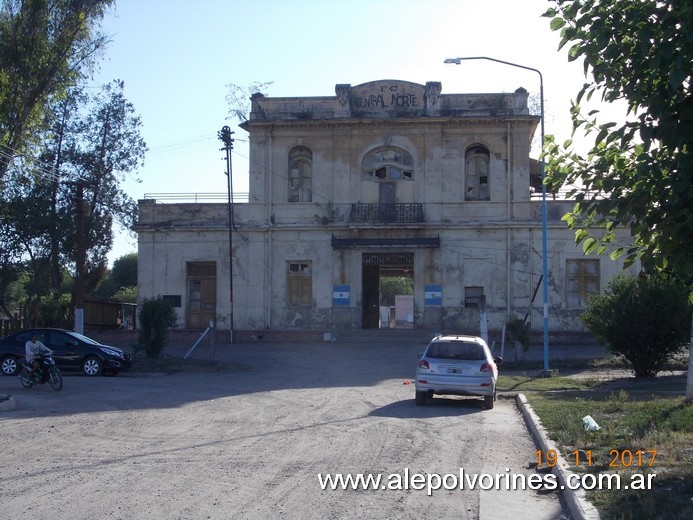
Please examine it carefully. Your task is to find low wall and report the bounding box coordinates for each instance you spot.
[90,328,597,349]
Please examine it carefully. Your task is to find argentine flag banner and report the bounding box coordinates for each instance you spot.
[424,285,442,306]
[333,285,350,306]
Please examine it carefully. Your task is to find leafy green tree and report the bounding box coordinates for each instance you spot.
[543,1,692,294]
[113,286,136,304]
[379,276,413,306]
[61,80,146,291]
[0,81,145,324]
[110,253,138,288]
[96,253,137,299]
[138,297,177,359]
[581,274,690,378]
[0,261,23,327]
[0,0,114,181]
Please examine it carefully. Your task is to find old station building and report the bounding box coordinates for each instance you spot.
[134,80,636,340]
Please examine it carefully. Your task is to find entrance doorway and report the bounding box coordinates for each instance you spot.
[186,262,217,328]
[361,253,414,329]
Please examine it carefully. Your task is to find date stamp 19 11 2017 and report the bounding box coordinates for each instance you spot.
[535,449,657,468]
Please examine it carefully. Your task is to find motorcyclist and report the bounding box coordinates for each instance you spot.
[25,332,53,382]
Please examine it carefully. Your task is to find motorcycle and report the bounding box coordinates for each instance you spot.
[18,355,63,391]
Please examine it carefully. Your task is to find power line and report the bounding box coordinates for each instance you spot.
[0,143,92,184]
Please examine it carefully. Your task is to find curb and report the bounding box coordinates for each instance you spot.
[516,393,601,520]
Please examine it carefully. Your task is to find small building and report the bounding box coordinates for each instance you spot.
[134,80,636,340]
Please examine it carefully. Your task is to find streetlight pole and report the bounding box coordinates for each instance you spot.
[218,126,235,343]
[445,56,550,372]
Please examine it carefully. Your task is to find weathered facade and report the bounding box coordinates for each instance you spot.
[134,80,636,339]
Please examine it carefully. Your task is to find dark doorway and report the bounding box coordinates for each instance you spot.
[378,183,396,223]
[362,264,380,329]
[361,253,414,329]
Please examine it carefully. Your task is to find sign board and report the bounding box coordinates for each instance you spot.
[425,285,442,306]
[333,285,350,306]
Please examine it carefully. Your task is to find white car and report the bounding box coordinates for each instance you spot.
[415,335,502,409]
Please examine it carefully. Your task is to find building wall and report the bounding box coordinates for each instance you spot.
[134,80,638,337]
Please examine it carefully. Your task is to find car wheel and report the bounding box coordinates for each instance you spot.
[82,356,103,376]
[484,392,495,410]
[415,391,427,406]
[1,355,19,376]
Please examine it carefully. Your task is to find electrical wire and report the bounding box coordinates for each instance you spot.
[0,143,92,184]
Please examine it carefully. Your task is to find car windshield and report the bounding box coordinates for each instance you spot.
[426,342,486,360]
[64,331,102,346]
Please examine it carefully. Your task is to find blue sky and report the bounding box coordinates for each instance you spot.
[94,0,600,264]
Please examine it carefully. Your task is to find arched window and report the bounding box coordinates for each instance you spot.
[465,146,490,201]
[288,146,312,202]
[362,147,414,181]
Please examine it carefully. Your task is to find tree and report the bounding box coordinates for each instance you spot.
[379,276,413,306]
[581,274,690,378]
[111,253,137,288]
[96,253,137,299]
[0,81,145,324]
[225,81,273,123]
[0,0,114,181]
[66,79,146,292]
[542,1,692,293]
[138,297,177,359]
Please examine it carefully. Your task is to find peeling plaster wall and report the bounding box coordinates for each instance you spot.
[136,80,638,334]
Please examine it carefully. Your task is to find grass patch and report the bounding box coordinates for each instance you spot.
[529,390,693,519]
[502,351,689,375]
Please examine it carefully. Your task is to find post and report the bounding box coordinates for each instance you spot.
[74,181,85,334]
[479,294,488,344]
[445,56,550,372]
[218,126,235,343]
[538,76,550,374]
[686,316,693,401]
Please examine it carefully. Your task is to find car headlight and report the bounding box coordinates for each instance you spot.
[100,347,123,358]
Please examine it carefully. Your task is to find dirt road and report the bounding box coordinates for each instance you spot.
[0,342,568,519]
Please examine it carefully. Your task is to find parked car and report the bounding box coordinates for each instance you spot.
[415,335,502,409]
[0,328,131,377]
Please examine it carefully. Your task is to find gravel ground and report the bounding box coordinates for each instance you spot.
[0,341,569,520]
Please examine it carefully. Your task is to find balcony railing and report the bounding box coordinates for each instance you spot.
[348,203,424,224]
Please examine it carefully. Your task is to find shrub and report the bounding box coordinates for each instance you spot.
[581,273,691,377]
[506,316,530,350]
[137,297,177,359]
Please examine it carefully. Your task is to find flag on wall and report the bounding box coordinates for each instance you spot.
[333,285,350,306]
[424,285,442,306]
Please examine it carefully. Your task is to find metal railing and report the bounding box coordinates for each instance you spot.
[348,203,424,224]
[143,193,250,203]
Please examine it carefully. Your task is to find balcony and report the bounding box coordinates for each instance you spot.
[348,203,424,224]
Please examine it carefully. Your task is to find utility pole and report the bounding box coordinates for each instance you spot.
[74,181,86,334]
[218,126,235,343]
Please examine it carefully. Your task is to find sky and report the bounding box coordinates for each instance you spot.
[93,0,606,265]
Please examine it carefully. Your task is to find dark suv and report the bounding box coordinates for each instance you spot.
[0,328,131,377]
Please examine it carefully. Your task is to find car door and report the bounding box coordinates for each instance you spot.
[46,330,82,371]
